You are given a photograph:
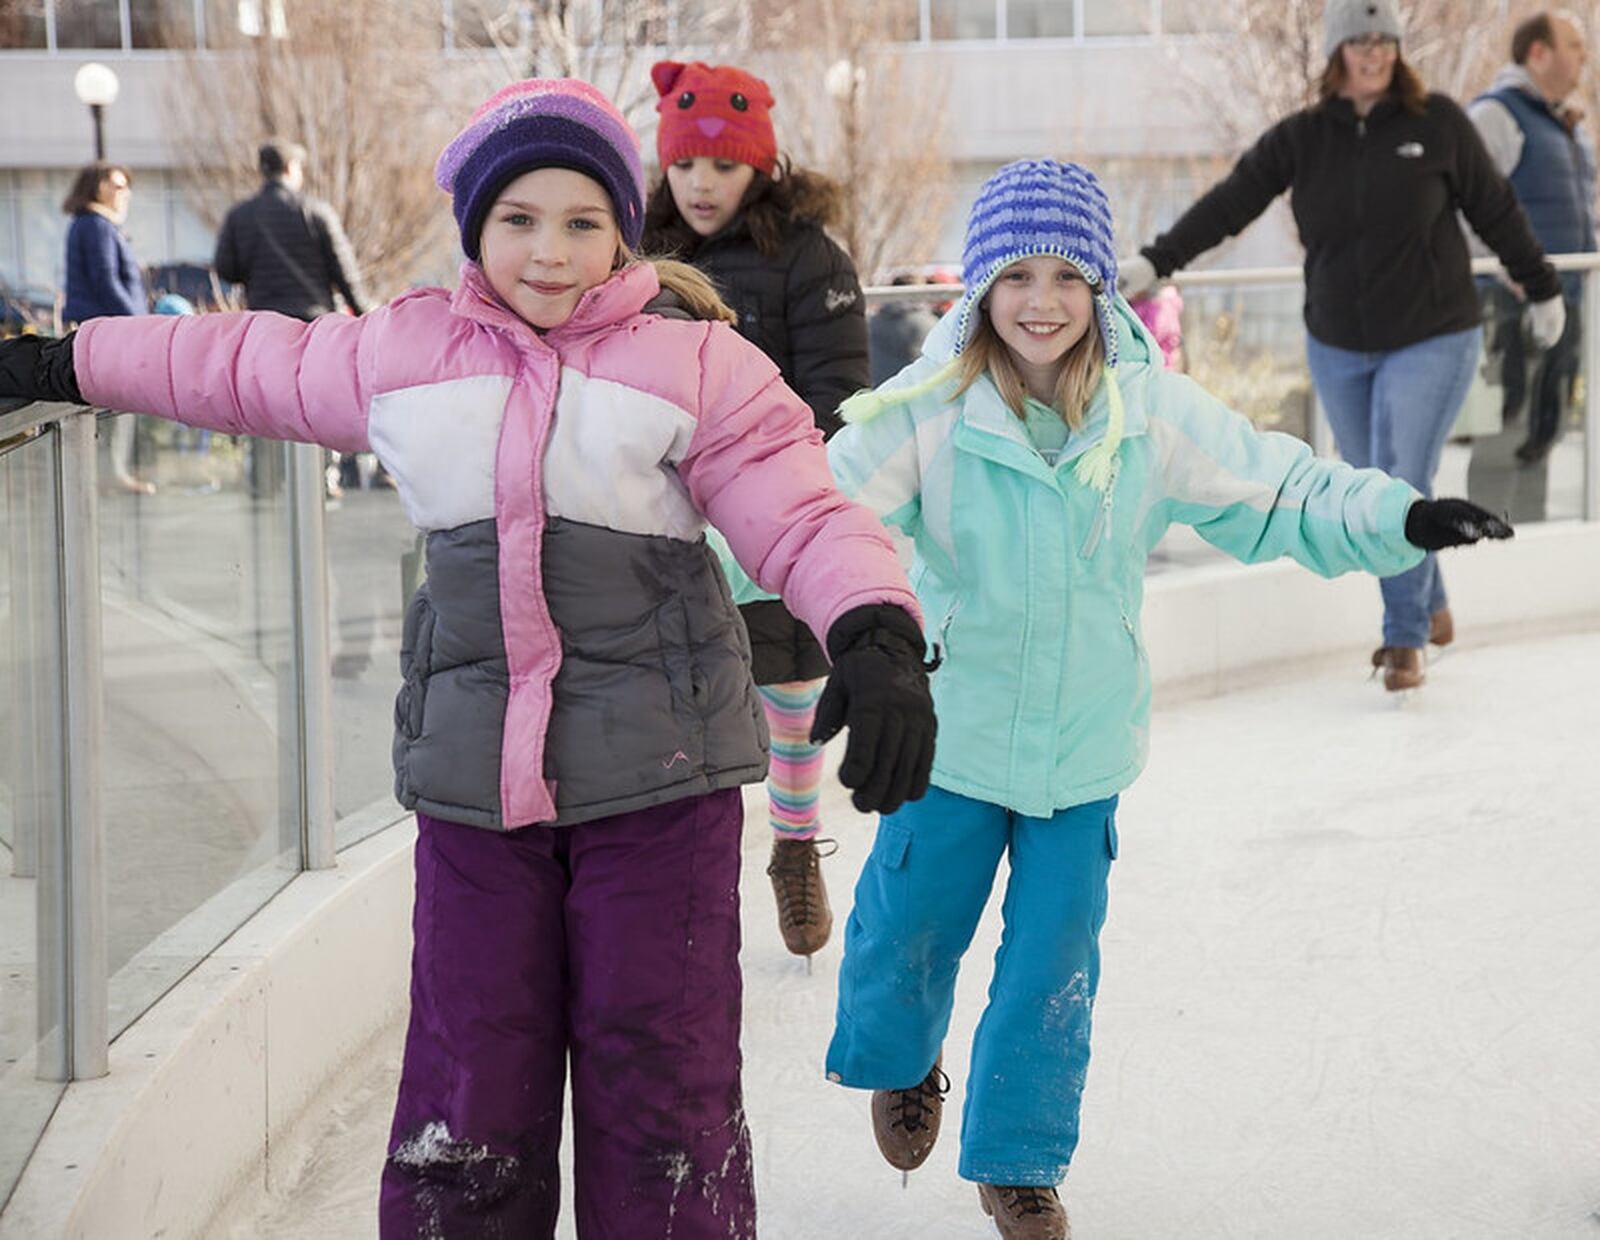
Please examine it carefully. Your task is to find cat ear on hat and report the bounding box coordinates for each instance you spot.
[651,61,687,97]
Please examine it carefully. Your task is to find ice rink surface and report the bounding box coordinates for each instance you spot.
[224,630,1600,1239]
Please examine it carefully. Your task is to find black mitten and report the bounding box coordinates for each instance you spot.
[1404,498,1514,551]
[0,333,83,406]
[810,603,936,815]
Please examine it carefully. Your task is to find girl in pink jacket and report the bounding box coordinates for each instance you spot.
[0,79,935,1239]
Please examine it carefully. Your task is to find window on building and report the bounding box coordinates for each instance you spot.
[1006,0,1073,39]
[931,0,995,41]
[1158,0,1225,35]
[1082,0,1150,37]
[54,0,122,47]
[131,0,197,47]
[0,0,49,49]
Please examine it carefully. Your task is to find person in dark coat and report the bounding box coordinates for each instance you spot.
[1120,0,1562,693]
[213,140,368,320]
[643,59,871,958]
[61,161,153,493]
[214,140,372,496]
[869,273,940,385]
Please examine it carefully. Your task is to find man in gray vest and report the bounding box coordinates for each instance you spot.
[214,140,369,321]
[1469,11,1594,466]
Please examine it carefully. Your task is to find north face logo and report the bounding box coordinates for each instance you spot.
[1396,141,1424,158]
[824,287,858,313]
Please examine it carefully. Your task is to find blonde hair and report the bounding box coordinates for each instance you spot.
[615,240,738,324]
[952,308,1105,430]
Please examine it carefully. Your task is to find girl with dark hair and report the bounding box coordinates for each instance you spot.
[643,60,871,958]
[1120,0,1561,692]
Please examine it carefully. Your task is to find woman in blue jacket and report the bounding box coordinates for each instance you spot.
[62,161,152,493]
[821,159,1512,1239]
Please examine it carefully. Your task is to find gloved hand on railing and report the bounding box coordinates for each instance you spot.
[1525,295,1567,350]
[0,332,82,406]
[811,603,937,815]
[1403,498,1514,551]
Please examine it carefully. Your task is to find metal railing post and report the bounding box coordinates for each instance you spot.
[1584,267,1599,521]
[56,412,107,1080]
[288,442,336,870]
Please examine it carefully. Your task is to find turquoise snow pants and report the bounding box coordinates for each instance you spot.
[826,786,1118,1186]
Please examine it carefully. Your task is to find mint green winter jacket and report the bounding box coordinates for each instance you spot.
[822,298,1423,817]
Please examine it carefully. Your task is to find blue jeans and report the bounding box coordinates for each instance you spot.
[1306,327,1481,648]
[826,786,1119,1186]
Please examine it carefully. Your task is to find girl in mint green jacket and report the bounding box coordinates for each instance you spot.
[820,159,1511,1237]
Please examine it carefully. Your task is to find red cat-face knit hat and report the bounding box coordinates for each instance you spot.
[652,61,778,176]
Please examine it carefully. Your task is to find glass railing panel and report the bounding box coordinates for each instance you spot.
[96,418,300,1038]
[0,428,67,1211]
[323,463,417,845]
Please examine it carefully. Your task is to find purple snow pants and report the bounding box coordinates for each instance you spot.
[378,789,754,1239]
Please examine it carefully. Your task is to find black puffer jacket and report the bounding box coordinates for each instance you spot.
[667,216,870,685]
[1144,93,1559,353]
[214,180,370,321]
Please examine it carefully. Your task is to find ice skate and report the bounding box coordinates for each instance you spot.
[871,1055,949,1177]
[1428,607,1454,648]
[1370,645,1424,692]
[977,1182,1070,1239]
[767,836,837,959]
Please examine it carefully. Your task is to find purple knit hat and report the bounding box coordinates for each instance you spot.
[435,78,645,259]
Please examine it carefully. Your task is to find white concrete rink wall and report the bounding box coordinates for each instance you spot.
[2,521,1596,1240]
[1143,520,1600,697]
[0,815,417,1240]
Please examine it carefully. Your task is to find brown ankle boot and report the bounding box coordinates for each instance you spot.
[870,1056,949,1172]
[767,837,836,956]
[1371,645,1425,691]
[977,1182,1071,1239]
[1429,607,1454,647]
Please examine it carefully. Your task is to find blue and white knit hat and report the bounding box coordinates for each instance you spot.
[955,158,1121,368]
[839,158,1127,491]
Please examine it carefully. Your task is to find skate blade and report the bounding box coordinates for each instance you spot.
[806,954,814,977]
[902,1170,909,1189]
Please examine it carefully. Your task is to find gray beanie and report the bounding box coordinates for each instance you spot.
[1323,0,1403,58]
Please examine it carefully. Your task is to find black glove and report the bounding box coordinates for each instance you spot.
[1403,498,1514,551]
[810,603,936,815]
[0,332,83,406]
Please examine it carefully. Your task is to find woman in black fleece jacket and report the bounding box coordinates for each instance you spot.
[643,59,871,957]
[1122,0,1560,692]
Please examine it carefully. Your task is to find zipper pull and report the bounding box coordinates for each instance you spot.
[1078,457,1121,558]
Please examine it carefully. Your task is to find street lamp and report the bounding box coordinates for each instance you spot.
[73,62,120,162]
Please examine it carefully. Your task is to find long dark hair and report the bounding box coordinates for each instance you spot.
[61,162,131,215]
[642,157,845,258]
[1318,49,1428,115]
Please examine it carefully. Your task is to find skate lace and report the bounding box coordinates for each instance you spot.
[889,1064,950,1134]
[994,1185,1059,1218]
[766,838,838,928]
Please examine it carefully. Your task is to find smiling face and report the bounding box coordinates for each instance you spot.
[664,156,756,237]
[477,167,621,330]
[1338,33,1398,108]
[982,256,1096,403]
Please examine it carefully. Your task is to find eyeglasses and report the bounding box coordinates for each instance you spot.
[1345,33,1398,52]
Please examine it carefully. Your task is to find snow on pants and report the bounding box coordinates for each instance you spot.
[379,789,755,1240]
[825,786,1118,1187]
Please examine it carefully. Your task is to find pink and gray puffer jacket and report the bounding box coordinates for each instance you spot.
[72,260,920,829]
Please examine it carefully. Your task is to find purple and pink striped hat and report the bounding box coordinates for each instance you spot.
[435,78,645,259]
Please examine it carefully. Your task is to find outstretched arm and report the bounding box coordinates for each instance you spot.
[63,309,376,451]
